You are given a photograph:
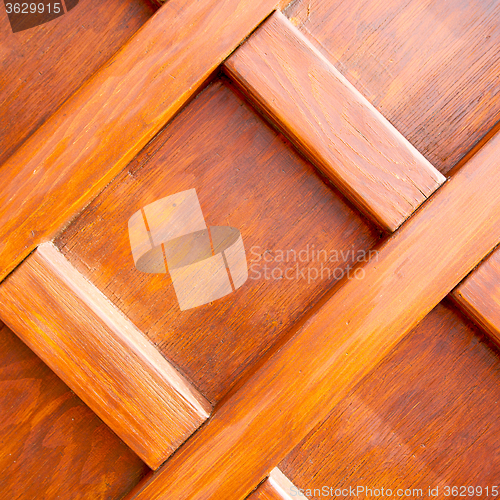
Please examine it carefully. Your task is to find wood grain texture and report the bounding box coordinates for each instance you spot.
[0,0,290,282]
[451,246,500,346]
[248,469,306,499]
[123,138,500,497]
[0,0,154,167]
[225,12,445,232]
[285,0,500,175]
[0,323,149,499]
[0,243,211,470]
[56,79,380,405]
[280,303,500,495]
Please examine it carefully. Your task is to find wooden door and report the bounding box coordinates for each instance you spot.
[1,0,500,498]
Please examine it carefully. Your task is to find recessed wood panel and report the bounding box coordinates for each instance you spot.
[0,323,148,499]
[56,78,380,404]
[0,0,154,166]
[285,0,500,174]
[280,303,500,495]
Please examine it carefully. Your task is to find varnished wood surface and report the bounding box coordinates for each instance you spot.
[0,323,148,499]
[451,246,500,346]
[280,303,500,495]
[285,0,500,174]
[0,0,290,282]
[225,12,445,232]
[56,79,380,404]
[247,469,305,499]
[0,243,211,470]
[0,0,154,167]
[123,136,500,497]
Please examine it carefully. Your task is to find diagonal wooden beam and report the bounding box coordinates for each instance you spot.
[450,246,500,347]
[224,12,445,232]
[0,0,289,283]
[123,130,500,499]
[0,243,211,470]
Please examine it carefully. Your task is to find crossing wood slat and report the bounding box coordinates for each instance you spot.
[124,130,500,500]
[0,243,211,470]
[0,0,289,283]
[247,469,305,499]
[450,247,500,347]
[224,12,445,232]
[284,0,500,175]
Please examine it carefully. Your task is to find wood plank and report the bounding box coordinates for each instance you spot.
[55,79,380,405]
[451,246,500,346]
[0,243,211,470]
[285,0,500,175]
[248,469,305,499]
[280,303,500,494]
[0,0,289,282]
[225,12,445,232]
[123,130,500,499]
[0,323,149,499]
[0,0,154,167]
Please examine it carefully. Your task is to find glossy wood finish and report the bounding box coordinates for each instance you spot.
[0,323,148,499]
[280,303,500,494]
[123,136,500,498]
[0,0,154,167]
[248,469,304,500]
[56,79,380,404]
[285,0,500,175]
[451,246,500,347]
[0,243,211,470]
[0,0,290,282]
[225,12,445,232]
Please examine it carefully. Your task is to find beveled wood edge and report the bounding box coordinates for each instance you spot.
[123,130,500,499]
[0,0,289,283]
[0,242,211,469]
[450,246,500,346]
[224,11,445,232]
[247,468,307,499]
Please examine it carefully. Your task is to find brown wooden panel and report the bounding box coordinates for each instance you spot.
[248,469,305,500]
[56,79,380,404]
[280,303,500,496]
[451,246,500,347]
[0,0,290,282]
[285,0,500,174]
[0,323,148,499]
[122,135,500,497]
[225,12,445,232]
[0,243,211,470]
[0,0,154,167]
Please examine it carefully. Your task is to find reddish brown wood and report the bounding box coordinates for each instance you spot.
[285,0,500,174]
[123,135,500,498]
[0,0,154,167]
[0,0,289,282]
[56,79,380,404]
[280,303,500,494]
[451,246,500,347]
[0,243,211,470]
[225,12,445,232]
[0,323,149,499]
[248,469,304,499]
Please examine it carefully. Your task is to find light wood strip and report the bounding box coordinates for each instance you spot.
[0,243,211,470]
[124,131,500,499]
[247,469,306,499]
[450,246,500,347]
[0,0,288,283]
[224,12,445,232]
